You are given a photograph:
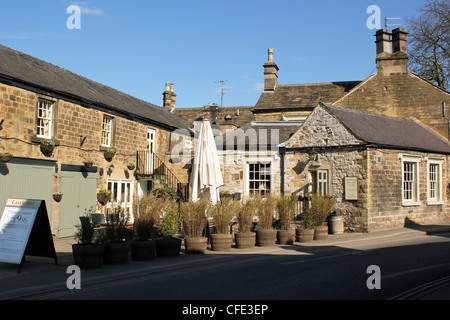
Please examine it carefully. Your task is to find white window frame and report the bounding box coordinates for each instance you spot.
[107,179,134,220]
[426,158,444,205]
[244,158,272,197]
[101,115,114,147]
[401,155,421,206]
[36,99,54,139]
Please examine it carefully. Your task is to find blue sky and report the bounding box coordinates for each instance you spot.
[0,0,425,108]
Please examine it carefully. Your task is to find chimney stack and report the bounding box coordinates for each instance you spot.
[263,48,279,91]
[163,82,176,112]
[391,27,408,54]
[375,28,408,75]
[203,103,219,124]
[375,29,391,56]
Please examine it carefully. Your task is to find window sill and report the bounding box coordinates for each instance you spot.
[30,135,60,146]
[401,201,421,207]
[427,200,444,206]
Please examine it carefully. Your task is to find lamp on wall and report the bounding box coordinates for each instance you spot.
[308,150,321,167]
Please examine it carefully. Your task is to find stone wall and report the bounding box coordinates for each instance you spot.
[367,148,450,231]
[0,82,187,231]
[334,72,450,139]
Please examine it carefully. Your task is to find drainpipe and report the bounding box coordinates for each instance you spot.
[280,146,286,196]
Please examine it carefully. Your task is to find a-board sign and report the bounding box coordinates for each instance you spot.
[344,177,358,201]
[0,199,57,272]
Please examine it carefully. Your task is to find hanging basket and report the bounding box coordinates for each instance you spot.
[97,192,111,205]
[83,161,94,168]
[40,143,55,155]
[127,163,135,170]
[103,149,116,161]
[52,193,63,202]
[0,153,12,163]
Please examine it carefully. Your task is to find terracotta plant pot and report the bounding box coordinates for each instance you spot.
[156,237,182,257]
[131,240,156,261]
[72,244,104,269]
[295,228,314,243]
[235,232,256,249]
[185,237,208,254]
[255,229,277,247]
[314,225,329,241]
[103,242,130,264]
[277,229,295,245]
[210,234,233,251]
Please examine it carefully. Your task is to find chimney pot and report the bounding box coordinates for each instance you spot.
[268,48,274,62]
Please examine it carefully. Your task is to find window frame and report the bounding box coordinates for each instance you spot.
[106,179,134,219]
[401,155,421,206]
[426,158,444,205]
[101,115,114,147]
[36,98,54,139]
[245,158,272,197]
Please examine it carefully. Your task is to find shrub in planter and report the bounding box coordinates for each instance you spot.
[276,195,297,245]
[131,193,161,261]
[255,194,277,247]
[295,210,315,243]
[209,197,239,251]
[181,199,209,254]
[103,207,131,264]
[72,209,105,269]
[235,197,257,249]
[309,194,336,241]
[156,197,181,257]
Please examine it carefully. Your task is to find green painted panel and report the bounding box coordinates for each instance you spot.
[0,159,54,221]
[59,170,97,238]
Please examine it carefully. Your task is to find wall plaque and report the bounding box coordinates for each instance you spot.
[345,177,358,201]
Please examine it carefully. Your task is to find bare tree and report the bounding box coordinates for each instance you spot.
[406,0,450,90]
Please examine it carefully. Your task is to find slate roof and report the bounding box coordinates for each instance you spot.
[254,81,361,112]
[322,103,450,154]
[0,45,189,132]
[173,105,255,129]
[218,121,303,149]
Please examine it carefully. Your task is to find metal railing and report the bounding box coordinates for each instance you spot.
[136,151,189,202]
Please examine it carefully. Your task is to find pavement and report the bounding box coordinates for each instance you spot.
[1,222,450,300]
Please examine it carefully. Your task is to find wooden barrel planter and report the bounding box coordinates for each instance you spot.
[210,234,233,251]
[295,228,314,243]
[277,230,295,245]
[72,244,104,269]
[156,237,182,257]
[131,240,156,261]
[235,232,256,249]
[103,242,130,264]
[185,237,208,254]
[255,230,277,247]
[314,225,329,241]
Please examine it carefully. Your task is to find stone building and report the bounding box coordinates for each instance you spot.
[284,103,450,232]
[172,28,450,231]
[0,45,191,237]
